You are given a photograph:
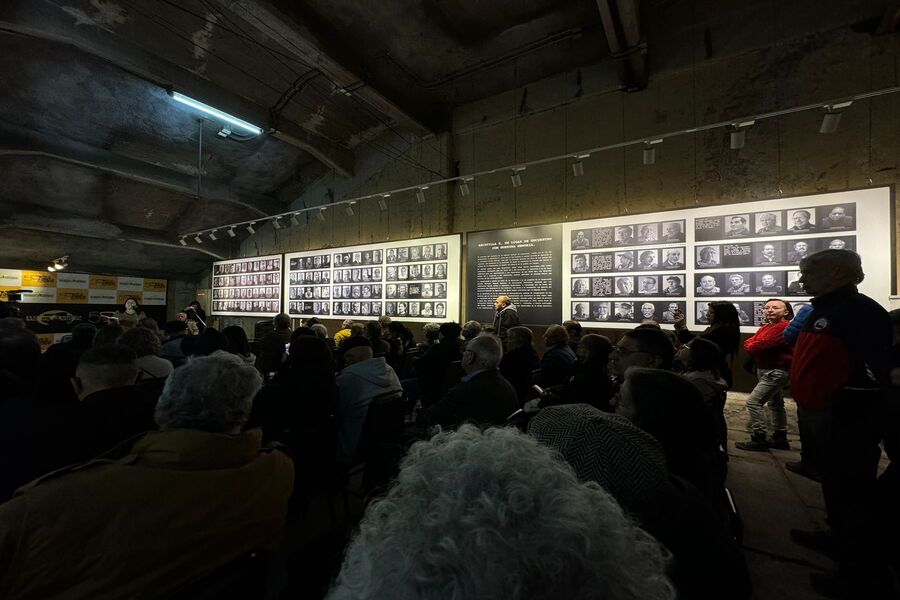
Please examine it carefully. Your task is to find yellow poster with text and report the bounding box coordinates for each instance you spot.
[143,279,167,292]
[57,289,89,304]
[21,271,57,288]
[89,275,118,290]
[116,291,143,305]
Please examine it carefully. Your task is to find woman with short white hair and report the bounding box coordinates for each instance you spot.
[328,425,674,600]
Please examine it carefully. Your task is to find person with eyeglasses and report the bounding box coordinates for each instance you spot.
[608,328,676,384]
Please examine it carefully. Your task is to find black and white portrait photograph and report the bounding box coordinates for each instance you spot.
[614,301,634,321]
[614,225,635,246]
[571,302,589,320]
[637,276,658,295]
[638,302,657,321]
[786,271,806,295]
[614,251,635,271]
[696,246,720,268]
[636,223,658,243]
[591,301,611,321]
[754,272,785,294]
[662,221,685,242]
[786,240,812,263]
[725,273,751,295]
[754,212,783,235]
[724,214,751,237]
[614,276,634,296]
[819,204,855,230]
[788,208,817,232]
[571,230,591,250]
[572,278,590,297]
[663,275,685,296]
[572,253,590,273]
[636,249,658,270]
[754,242,783,265]
[661,248,685,269]
[695,274,721,296]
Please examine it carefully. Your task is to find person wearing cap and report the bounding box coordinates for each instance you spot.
[528,404,751,600]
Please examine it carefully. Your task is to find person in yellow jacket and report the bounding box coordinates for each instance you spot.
[0,353,294,600]
[334,318,354,346]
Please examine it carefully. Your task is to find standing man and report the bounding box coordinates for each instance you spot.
[789,250,893,596]
[492,295,520,348]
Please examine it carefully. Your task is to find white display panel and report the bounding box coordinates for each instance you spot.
[211,255,283,317]
[562,187,893,332]
[283,234,462,323]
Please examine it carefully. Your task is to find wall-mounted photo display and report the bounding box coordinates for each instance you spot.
[284,235,460,321]
[563,187,890,332]
[570,220,686,250]
[289,254,331,271]
[288,301,331,316]
[211,255,283,317]
[571,300,687,324]
[383,301,447,319]
[694,203,858,242]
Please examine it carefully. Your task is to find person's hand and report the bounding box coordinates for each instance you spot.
[673,309,687,331]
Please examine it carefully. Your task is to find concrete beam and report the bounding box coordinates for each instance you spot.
[0,120,282,217]
[0,0,354,177]
[213,0,436,137]
[596,0,647,91]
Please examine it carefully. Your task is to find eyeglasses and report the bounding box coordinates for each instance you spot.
[612,345,650,356]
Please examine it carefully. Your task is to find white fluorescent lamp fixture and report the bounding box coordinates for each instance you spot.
[226,227,237,238]
[510,167,525,188]
[271,217,282,230]
[459,177,473,196]
[378,194,390,211]
[729,120,755,150]
[415,186,428,204]
[246,222,256,235]
[194,234,203,244]
[316,208,327,222]
[170,92,263,136]
[47,264,57,272]
[344,202,355,216]
[208,230,218,241]
[179,236,188,246]
[819,101,852,134]
[642,139,662,165]
[571,154,590,177]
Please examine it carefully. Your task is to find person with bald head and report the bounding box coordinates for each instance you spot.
[492,295,520,347]
[418,334,518,430]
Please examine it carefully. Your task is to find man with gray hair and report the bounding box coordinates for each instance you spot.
[419,334,518,429]
[0,353,294,598]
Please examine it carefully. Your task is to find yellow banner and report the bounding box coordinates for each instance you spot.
[22,271,57,288]
[57,289,89,304]
[35,334,56,352]
[117,291,143,305]
[143,278,167,292]
[89,275,118,290]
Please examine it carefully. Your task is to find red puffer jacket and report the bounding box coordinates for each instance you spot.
[743,320,792,370]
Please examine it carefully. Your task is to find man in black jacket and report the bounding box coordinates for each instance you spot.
[418,335,518,429]
[492,295,520,348]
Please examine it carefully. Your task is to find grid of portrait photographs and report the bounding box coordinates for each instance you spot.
[283,236,459,321]
[286,252,333,317]
[384,301,447,319]
[571,247,688,274]
[572,274,687,298]
[570,301,686,324]
[386,243,448,263]
[570,220,686,250]
[211,256,283,316]
[288,301,330,316]
[332,301,383,317]
[694,236,856,270]
[694,203,856,242]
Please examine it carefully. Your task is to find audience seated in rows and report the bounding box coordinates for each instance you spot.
[309,323,335,349]
[609,327,675,383]
[676,337,729,446]
[497,325,540,404]
[675,301,740,388]
[334,319,353,347]
[93,323,124,346]
[364,320,391,358]
[540,324,577,387]
[327,425,674,600]
[221,325,256,365]
[160,320,190,367]
[335,336,402,465]
[542,334,615,412]
[0,353,294,599]
[417,334,518,430]
[563,319,582,353]
[416,322,441,352]
[529,404,751,600]
[461,319,482,344]
[39,322,95,402]
[120,327,174,381]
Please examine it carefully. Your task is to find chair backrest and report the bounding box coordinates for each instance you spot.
[355,389,406,489]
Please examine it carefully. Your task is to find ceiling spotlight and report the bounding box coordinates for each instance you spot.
[415,186,428,204]
[819,101,851,134]
[316,208,327,222]
[344,202,355,216]
[272,217,282,230]
[378,194,389,211]
[459,177,473,196]
[169,91,263,136]
[47,264,57,272]
[208,230,218,241]
[290,213,301,227]
[179,237,188,246]
[510,168,525,188]
[729,120,754,150]
[571,154,589,177]
[246,222,256,235]
[49,256,68,272]
[194,234,203,244]
[642,139,662,165]
[226,227,236,238]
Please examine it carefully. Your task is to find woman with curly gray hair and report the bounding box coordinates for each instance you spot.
[328,425,674,600]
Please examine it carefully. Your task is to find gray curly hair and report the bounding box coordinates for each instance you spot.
[155,353,261,433]
[327,425,674,600]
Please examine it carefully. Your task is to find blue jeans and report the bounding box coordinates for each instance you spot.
[746,368,789,436]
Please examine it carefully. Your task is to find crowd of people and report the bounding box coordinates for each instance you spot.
[0,249,897,598]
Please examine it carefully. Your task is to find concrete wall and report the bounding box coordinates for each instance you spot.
[182,21,898,348]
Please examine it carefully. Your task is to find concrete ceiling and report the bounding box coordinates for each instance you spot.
[0,0,888,280]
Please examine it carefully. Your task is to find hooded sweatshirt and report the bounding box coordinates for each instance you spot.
[492,303,521,345]
[335,357,401,464]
